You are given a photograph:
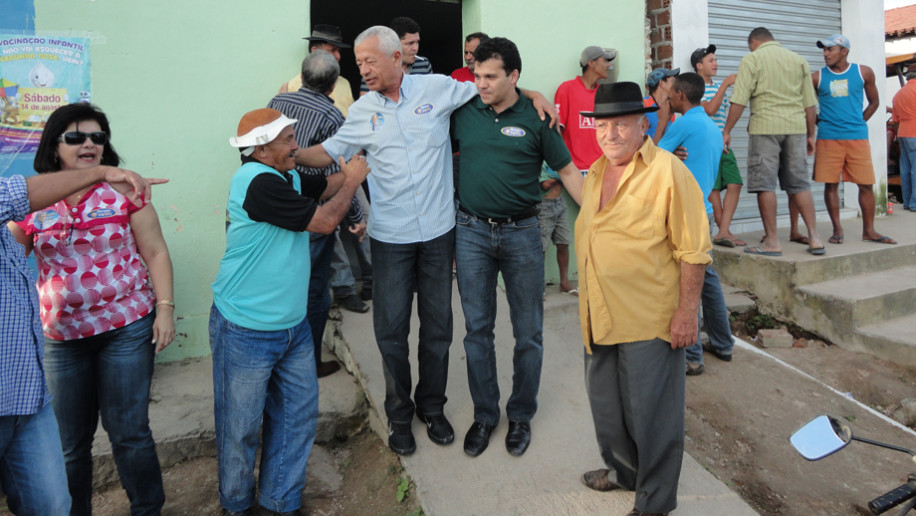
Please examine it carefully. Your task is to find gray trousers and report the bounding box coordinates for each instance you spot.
[584,338,685,514]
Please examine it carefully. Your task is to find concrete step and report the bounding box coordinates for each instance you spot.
[796,265,916,330]
[90,338,368,489]
[857,313,916,366]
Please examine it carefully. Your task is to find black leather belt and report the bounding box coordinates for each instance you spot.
[459,205,539,225]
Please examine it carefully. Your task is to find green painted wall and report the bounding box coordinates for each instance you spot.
[33,0,311,360]
[29,0,645,361]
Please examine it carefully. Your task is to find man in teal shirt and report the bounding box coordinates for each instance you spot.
[451,37,584,458]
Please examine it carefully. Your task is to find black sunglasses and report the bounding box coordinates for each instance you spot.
[58,131,109,146]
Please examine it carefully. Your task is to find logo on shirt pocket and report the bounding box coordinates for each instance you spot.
[500,126,526,137]
[87,208,116,219]
[414,103,433,115]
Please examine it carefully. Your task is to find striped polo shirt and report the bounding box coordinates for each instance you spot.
[730,41,817,135]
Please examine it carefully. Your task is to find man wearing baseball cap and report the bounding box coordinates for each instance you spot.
[644,67,678,140]
[811,35,894,244]
[691,44,747,248]
[279,24,355,117]
[210,108,369,516]
[554,45,616,172]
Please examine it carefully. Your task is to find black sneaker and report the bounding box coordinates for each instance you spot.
[416,413,455,445]
[388,421,416,456]
[686,362,705,376]
[336,294,369,313]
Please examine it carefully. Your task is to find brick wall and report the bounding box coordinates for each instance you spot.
[647,0,673,69]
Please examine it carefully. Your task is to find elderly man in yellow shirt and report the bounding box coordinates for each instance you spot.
[575,82,711,516]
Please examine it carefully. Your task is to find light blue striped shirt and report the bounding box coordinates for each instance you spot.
[323,73,477,244]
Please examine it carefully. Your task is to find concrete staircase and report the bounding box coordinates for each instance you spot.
[713,214,916,366]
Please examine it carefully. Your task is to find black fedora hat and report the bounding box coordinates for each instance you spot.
[580,82,659,118]
[304,24,351,48]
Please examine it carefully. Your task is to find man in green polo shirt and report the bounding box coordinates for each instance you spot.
[451,36,584,458]
[723,27,825,257]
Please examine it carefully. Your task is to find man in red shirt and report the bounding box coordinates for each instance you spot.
[450,32,489,83]
[554,46,616,173]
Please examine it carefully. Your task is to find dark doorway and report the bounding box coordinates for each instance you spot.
[311,0,464,99]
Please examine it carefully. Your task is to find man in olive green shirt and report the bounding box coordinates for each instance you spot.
[451,37,584,459]
[723,27,825,256]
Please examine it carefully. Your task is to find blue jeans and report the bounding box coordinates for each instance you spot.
[0,403,71,515]
[307,233,335,364]
[455,212,544,425]
[899,136,916,209]
[686,264,734,365]
[370,230,454,423]
[44,313,164,516]
[329,230,358,298]
[209,304,318,513]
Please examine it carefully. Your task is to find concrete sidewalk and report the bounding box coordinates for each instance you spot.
[332,284,758,515]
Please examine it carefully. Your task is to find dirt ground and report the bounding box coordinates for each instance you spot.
[4,316,915,515]
[684,317,916,516]
[0,429,420,516]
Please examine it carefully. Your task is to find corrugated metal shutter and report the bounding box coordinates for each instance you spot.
[708,0,842,222]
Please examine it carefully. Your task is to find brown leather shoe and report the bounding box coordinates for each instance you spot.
[581,468,621,491]
[316,361,341,378]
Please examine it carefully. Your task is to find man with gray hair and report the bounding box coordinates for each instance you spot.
[296,25,557,457]
[269,50,365,379]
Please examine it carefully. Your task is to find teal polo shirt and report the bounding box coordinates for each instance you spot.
[452,91,572,218]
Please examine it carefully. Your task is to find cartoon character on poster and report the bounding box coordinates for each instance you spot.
[0,35,91,154]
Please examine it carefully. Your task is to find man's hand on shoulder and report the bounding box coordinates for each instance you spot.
[723,74,737,88]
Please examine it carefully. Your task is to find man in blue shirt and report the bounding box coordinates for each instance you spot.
[295,25,557,457]
[657,72,734,376]
[211,108,368,515]
[1,165,159,514]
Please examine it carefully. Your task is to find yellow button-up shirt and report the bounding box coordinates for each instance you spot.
[575,138,712,353]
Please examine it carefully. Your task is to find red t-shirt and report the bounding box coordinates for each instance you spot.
[554,77,602,170]
[18,182,154,341]
[450,66,474,83]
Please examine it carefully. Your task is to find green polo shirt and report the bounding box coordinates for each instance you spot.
[452,91,572,218]
[730,41,817,135]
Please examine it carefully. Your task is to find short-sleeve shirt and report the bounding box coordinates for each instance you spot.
[452,91,572,218]
[0,175,50,416]
[322,73,477,244]
[730,41,817,135]
[893,80,916,138]
[18,183,154,341]
[555,77,602,170]
[450,66,474,83]
[657,106,724,214]
[702,80,729,130]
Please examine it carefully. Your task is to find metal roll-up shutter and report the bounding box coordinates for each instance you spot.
[708,0,842,222]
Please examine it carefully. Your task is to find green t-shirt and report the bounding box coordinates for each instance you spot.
[452,92,571,218]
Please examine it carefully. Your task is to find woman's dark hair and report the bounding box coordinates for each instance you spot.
[34,103,121,173]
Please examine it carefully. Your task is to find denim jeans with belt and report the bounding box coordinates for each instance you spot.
[455,211,544,425]
[44,312,164,516]
[209,304,318,513]
[0,403,71,515]
[370,229,454,423]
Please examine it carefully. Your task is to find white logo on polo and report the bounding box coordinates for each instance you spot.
[501,126,526,137]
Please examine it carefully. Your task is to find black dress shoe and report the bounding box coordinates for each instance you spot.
[463,421,495,457]
[417,412,454,445]
[388,421,416,456]
[505,420,531,456]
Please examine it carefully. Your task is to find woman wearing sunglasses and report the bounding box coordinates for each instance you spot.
[8,103,172,515]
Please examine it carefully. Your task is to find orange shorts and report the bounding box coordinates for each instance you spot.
[813,139,875,184]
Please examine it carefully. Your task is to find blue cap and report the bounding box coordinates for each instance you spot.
[816,34,850,49]
[646,67,680,88]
